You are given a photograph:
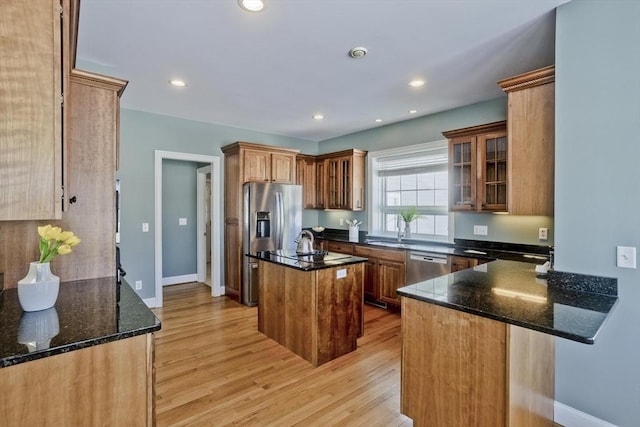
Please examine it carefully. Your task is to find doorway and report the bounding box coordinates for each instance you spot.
[197,165,212,286]
[154,150,223,308]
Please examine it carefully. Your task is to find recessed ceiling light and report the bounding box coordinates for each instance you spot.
[238,0,265,12]
[312,114,324,120]
[375,119,382,123]
[169,79,187,87]
[408,79,425,87]
[348,47,368,59]
[409,109,418,114]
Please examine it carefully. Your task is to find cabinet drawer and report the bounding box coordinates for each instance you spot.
[354,245,406,263]
[327,241,354,255]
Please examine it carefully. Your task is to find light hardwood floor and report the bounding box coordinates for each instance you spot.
[152,282,411,427]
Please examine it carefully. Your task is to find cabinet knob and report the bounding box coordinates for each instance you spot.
[69,196,77,204]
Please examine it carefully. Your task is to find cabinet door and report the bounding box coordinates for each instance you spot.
[0,0,62,220]
[479,131,508,211]
[224,221,242,301]
[378,260,406,305]
[450,256,478,272]
[315,159,326,209]
[55,72,123,280]
[326,156,352,209]
[362,258,379,301]
[243,150,271,182]
[302,159,317,208]
[271,153,295,183]
[327,241,354,255]
[449,137,477,212]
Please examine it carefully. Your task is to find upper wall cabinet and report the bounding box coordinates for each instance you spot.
[320,149,367,211]
[242,145,297,184]
[498,65,555,216]
[296,154,318,209]
[444,66,555,216]
[0,0,64,220]
[444,122,508,213]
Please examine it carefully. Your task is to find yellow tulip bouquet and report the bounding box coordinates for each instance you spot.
[38,224,81,263]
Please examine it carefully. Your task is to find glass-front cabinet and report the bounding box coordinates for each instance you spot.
[444,121,507,213]
[480,132,508,211]
[450,137,477,211]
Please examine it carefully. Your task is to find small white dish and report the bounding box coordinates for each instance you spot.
[312,226,325,232]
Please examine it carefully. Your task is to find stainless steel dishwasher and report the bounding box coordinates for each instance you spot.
[406,251,450,284]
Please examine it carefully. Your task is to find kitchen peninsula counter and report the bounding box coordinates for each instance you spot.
[397,260,617,427]
[0,277,160,425]
[247,251,367,366]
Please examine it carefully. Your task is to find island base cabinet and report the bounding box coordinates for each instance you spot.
[400,297,554,427]
[258,261,363,366]
[0,334,155,426]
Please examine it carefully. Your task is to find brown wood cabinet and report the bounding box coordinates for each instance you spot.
[243,146,296,184]
[498,66,555,216]
[321,149,367,210]
[295,149,366,211]
[401,298,554,426]
[444,122,508,213]
[0,1,127,286]
[449,255,490,272]
[221,142,300,302]
[0,334,155,426]
[258,260,364,366]
[354,245,406,305]
[296,154,318,208]
[0,0,64,220]
[326,240,355,255]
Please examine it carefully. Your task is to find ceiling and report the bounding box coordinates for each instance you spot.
[76,0,569,142]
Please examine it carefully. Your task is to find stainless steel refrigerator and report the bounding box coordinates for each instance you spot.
[243,182,302,306]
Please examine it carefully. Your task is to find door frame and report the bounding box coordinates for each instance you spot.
[196,165,211,285]
[154,150,223,307]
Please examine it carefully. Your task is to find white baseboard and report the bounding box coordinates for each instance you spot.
[162,274,197,286]
[555,401,617,427]
[142,297,157,308]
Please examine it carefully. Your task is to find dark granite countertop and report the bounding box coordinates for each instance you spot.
[312,228,549,264]
[396,260,618,344]
[0,277,161,368]
[247,250,367,271]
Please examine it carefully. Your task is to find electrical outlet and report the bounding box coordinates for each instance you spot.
[179,217,187,226]
[616,246,636,269]
[339,218,344,226]
[538,227,548,240]
[473,225,488,236]
[135,280,142,290]
[142,222,149,232]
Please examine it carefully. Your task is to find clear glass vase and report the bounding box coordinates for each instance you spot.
[404,221,412,239]
[17,262,60,312]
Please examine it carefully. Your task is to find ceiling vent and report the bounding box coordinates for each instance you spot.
[348,47,368,59]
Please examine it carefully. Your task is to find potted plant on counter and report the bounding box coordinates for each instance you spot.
[400,207,418,238]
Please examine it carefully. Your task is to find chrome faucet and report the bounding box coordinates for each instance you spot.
[397,215,404,242]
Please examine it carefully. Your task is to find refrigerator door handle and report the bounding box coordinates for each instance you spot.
[275,191,284,248]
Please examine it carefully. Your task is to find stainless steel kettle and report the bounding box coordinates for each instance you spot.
[295,230,315,255]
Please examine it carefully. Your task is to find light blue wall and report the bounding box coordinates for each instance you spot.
[162,159,198,277]
[117,109,316,299]
[555,1,640,425]
[316,98,553,245]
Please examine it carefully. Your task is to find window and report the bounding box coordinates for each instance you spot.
[368,140,452,241]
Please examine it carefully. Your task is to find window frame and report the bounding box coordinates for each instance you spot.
[367,140,453,243]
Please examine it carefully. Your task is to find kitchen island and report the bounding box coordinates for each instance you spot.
[0,277,160,425]
[248,251,367,366]
[397,260,617,427]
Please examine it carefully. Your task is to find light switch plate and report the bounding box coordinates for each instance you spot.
[179,218,187,226]
[142,223,149,232]
[617,246,636,269]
